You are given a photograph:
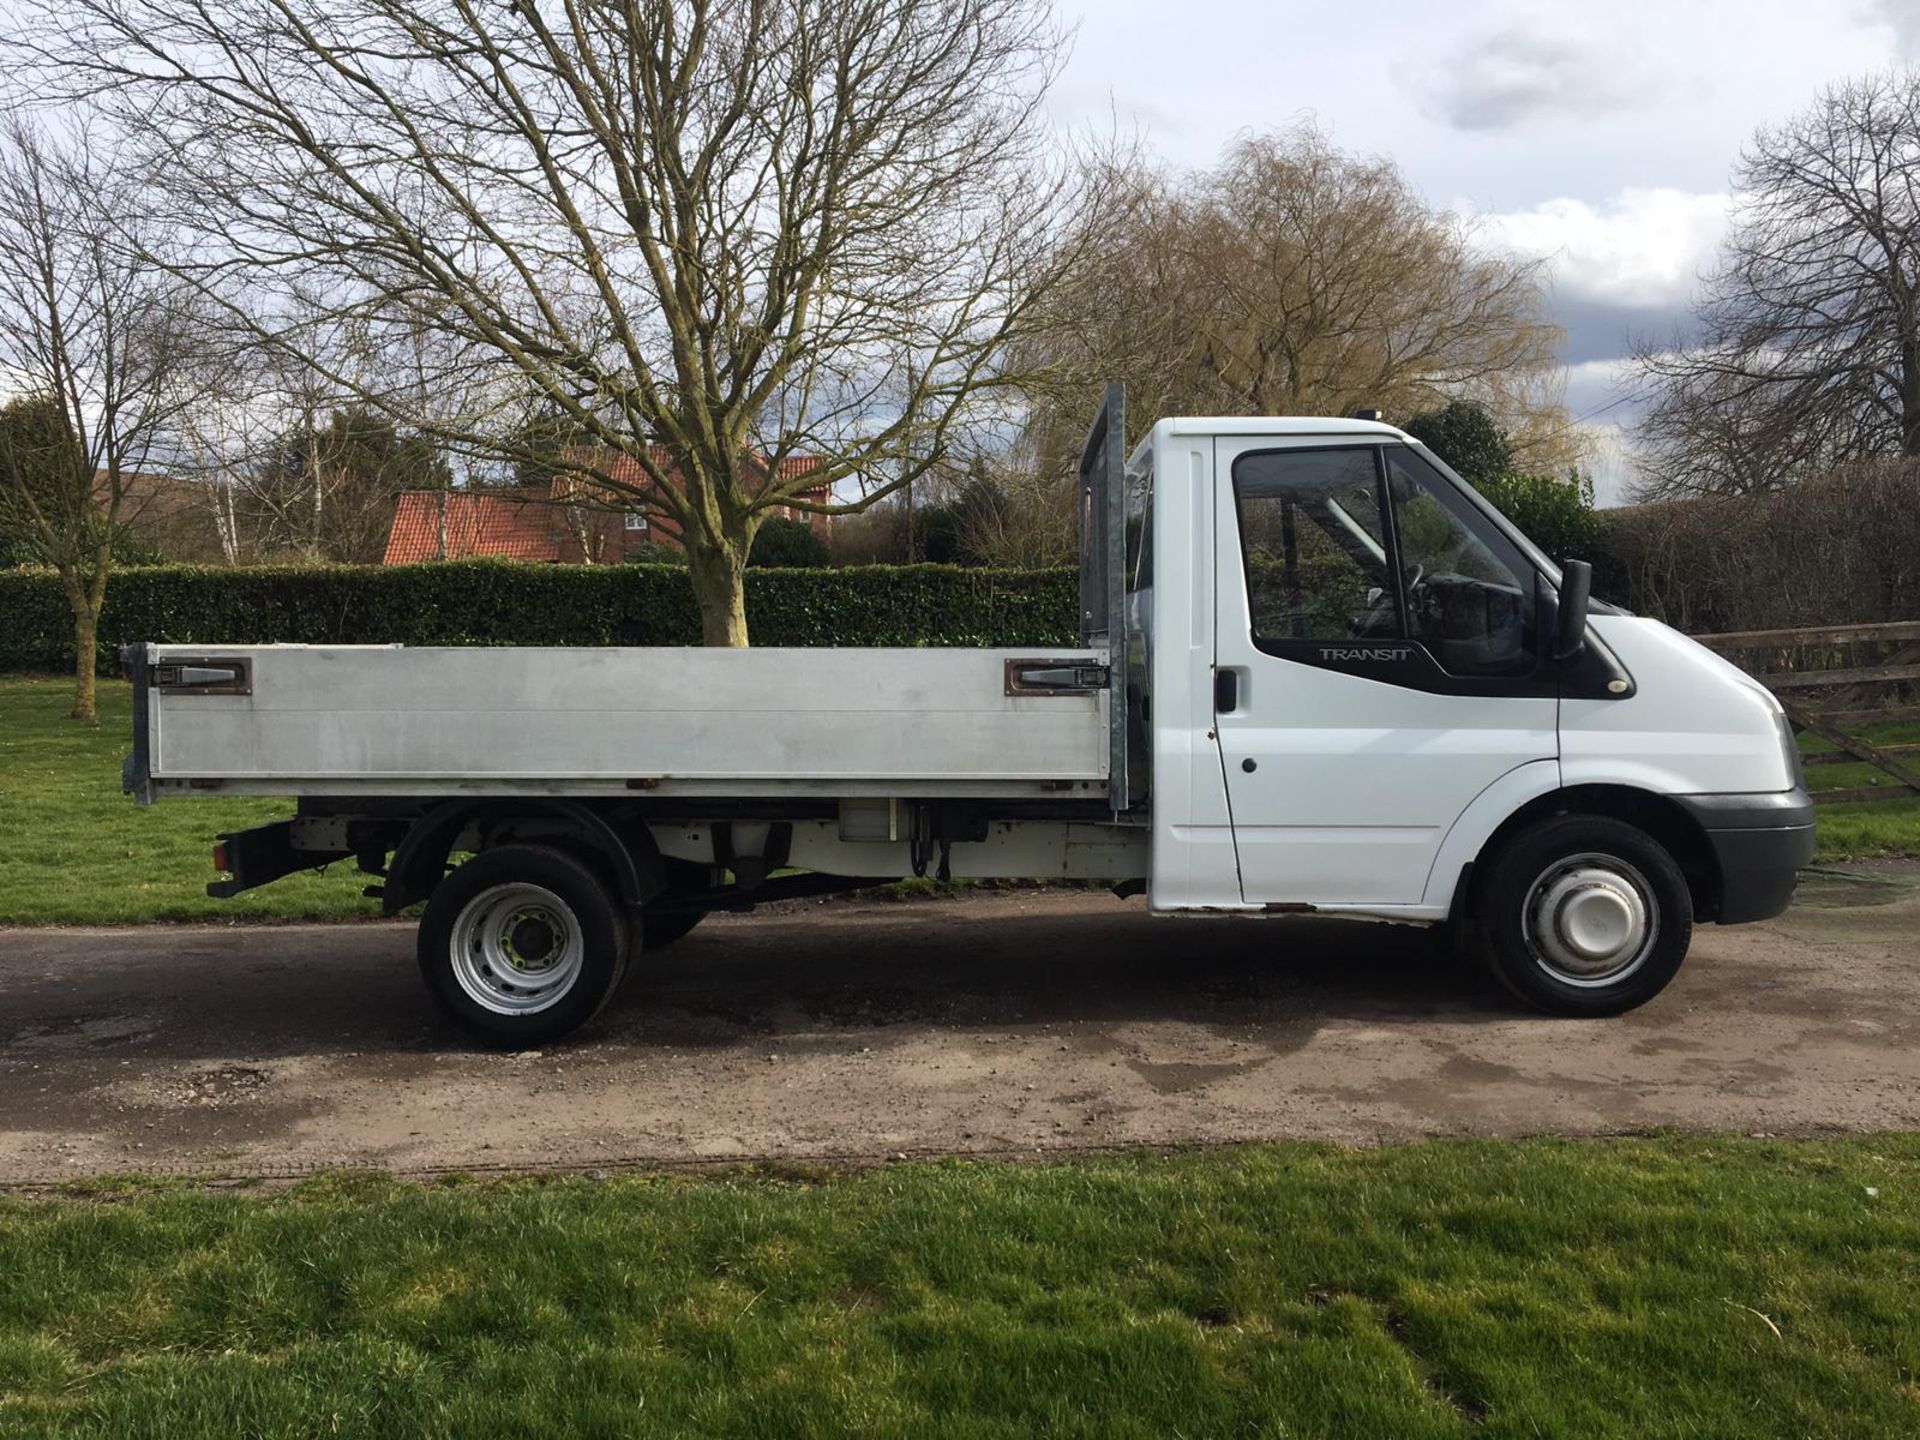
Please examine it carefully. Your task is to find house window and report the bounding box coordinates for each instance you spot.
[624,511,648,532]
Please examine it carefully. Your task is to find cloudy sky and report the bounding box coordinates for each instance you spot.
[1049,0,1919,500]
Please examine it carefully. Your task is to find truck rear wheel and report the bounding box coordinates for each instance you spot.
[1474,814,1693,1017]
[418,844,629,1047]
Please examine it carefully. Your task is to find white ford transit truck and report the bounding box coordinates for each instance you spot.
[122,387,1814,1045]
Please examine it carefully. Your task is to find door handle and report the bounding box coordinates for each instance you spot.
[1214,668,1239,713]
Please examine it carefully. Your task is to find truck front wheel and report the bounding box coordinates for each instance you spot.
[1473,815,1694,1017]
[418,844,629,1047]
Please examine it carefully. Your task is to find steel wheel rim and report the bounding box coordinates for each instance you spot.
[1522,851,1657,988]
[448,882,585,1015]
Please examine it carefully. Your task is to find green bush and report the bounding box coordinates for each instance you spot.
[747,516,830,568]
[1475,471,1609,568]
[619,540,688,566]
[0,560,1080,673]
[1405,400,1514,484]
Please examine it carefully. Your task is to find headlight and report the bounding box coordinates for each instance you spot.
[1774,709,1805,789]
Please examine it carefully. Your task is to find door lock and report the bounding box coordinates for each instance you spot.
[1241,758,1257,773]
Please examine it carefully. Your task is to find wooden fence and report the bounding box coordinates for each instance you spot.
[1692,620,1920,804]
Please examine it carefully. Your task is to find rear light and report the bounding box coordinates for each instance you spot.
[213,842,230,873]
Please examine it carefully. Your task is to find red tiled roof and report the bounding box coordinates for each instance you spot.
[587,446,833,501]
[383,490,560,565]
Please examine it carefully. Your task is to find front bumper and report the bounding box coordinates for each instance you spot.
[1675,790,1817,924]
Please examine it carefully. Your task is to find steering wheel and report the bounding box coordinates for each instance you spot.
[1350,563,1425,638]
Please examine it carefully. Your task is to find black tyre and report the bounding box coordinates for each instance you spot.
[641,906,707,951]
[1473,814,1693,1017]
[637,858,715,953]
[418,844,629,1047]
[1424,918,1478,969]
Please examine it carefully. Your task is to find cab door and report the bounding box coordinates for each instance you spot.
[1212,437,1558,906]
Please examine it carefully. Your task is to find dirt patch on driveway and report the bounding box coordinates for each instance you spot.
[2,878,1917,1183]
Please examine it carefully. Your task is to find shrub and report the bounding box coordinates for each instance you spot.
[747,517,830,568]
[1405,401,1514,484]
[1603,460,1920,631]
[0,560,1080,673]
[1474,471,1609,569]
[619,540,688,566]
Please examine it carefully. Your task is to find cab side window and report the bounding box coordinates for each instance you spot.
[1383,449,1535,677]
[1232,448,1397,644]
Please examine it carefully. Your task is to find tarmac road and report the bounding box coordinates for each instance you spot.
[1,871,1916,1183]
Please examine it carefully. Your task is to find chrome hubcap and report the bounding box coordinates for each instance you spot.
[1524,853,1656,986]
[448,882,584,1015]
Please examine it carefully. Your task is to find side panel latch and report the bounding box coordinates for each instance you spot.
[152,657,252,696]
[1005,658,1111,696]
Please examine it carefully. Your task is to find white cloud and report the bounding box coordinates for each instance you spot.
[1411,20,1659,132]
[1472,188,1733,311]
[1554,361,1644,506]
[1870,0,1920,60]
[1575,419,1639,508]
[1561,357,1641,418]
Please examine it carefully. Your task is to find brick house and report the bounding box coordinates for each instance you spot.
[382,447,834,564]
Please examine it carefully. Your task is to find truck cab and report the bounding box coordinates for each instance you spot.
[125,387,1815,1045]
[1095,397,1810,1008]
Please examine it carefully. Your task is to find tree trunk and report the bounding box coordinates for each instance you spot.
[687,539,750,647]
[308,433,325,559]
[68,591,99,722]
[1902,336,1920,456]
[214,484,239,563]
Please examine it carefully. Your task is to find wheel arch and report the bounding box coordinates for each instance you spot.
[383,800,666,915]
[1449,784,1722,925]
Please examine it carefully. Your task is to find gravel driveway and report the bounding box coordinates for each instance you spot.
[2,872,1916,1183]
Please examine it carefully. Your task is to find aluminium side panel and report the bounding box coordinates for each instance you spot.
[142,645,1110,799]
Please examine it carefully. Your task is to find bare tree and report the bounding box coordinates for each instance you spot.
[175,317,470,564]
[0,120,202,720]
[1636,71,1920,498]
[256,406,450,564]
[172,380,255,564]
[953,469,1076,567]
[1020,128,1563,481]
[21,0,1088,644]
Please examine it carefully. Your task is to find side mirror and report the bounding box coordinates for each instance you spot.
[1554,559,1592,663]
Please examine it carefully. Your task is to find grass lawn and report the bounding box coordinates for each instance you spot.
[1799,719,1920,860]
[1,1137,1917,1438]
[0,675,372,925]
[2,675,1915,926]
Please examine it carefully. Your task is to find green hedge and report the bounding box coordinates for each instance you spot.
[0,561,1080,673]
